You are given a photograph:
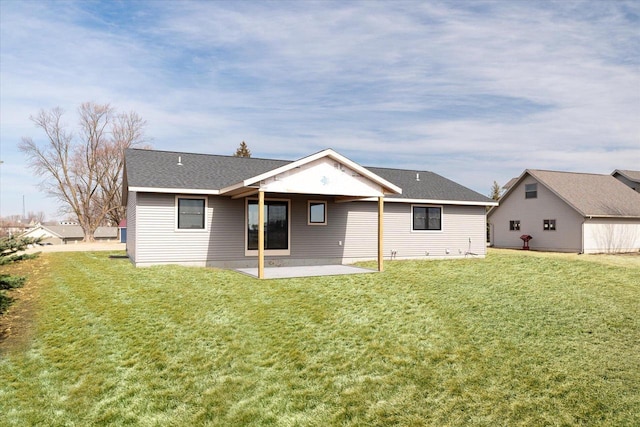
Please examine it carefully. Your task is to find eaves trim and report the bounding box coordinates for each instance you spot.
[129,186,220,195]
[366,197,498,207]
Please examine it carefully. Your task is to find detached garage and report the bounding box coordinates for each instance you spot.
[488,169,640,254]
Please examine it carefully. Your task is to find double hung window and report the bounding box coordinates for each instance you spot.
[525,183,537,199]
[177,197,206,230]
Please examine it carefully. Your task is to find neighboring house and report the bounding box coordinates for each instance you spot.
[502,177,518,192]
[488,169,640,253]
[612,169,640,192]
[119,220,127,243]
[21,224,118,244]
[0,223,29,237]
[123,148,497,274]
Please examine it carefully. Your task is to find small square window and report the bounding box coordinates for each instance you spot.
[525,183,537,199]
[509,220,521,231]
[308,201,327,225]
[543,219,556,231]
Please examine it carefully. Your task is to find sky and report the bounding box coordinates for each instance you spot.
[1,0,639,220]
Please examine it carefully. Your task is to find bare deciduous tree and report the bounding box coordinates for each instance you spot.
[19,102,148,241]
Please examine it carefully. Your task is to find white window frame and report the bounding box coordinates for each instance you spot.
[411,204,443,232]
[525,183,538,199]
[175,195,208,232]
[308,200,327,226]
[245,197,291,256]
[509,220,521,231]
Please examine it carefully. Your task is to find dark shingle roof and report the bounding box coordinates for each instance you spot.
[367,167,492,203]
[124,148,493,204]
[125,149,289,190]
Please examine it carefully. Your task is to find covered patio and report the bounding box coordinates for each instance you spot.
[218,149,402,279]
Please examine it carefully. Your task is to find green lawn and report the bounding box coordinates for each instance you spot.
[1,250,639,426]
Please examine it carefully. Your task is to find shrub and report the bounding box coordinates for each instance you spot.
[0,236,40,315]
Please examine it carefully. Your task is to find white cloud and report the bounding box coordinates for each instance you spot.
[0,0,638,217]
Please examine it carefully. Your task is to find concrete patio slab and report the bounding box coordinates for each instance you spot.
[235,264,377,279]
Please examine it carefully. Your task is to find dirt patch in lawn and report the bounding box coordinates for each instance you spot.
[0,256,48,355]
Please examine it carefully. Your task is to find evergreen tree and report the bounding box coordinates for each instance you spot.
[0,236,41,314]
[490,180,502,200]
[233,141,252,157]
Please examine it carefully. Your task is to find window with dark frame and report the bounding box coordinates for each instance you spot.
[413,206,442,231]
[525,183,537,199]
[177,198,205,229]
[247,200,289,250]
[543,219,556,231]
[509,220,521,231]
[308,201,327,225]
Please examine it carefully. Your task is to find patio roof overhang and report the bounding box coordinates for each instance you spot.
[219,149,402,199]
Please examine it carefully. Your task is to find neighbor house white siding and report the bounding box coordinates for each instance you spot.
[583,218,640,254]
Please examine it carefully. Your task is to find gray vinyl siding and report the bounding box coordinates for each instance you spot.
[489,177,583,252]
[135,193,215,265]
[126,191,137,261]
[384,203,488,258]
[132,192,488,266]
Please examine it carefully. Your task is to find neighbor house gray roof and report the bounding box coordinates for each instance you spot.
[502,177,518,191]
[45,225,118,239]
[612,169,640,184]
[497,169,640,218]
[25,225,118,239]
[124,149,493,204]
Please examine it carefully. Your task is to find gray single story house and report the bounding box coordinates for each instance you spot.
[123,148,497,276]
[21,224,118,245]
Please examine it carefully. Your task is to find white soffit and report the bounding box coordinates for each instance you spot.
[260,157,386,197]
[220,149,402,196]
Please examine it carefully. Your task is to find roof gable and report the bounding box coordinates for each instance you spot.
[493,169,640,218]
[220,149,402,197]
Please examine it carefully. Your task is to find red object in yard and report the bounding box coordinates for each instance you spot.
[520,234,532,250]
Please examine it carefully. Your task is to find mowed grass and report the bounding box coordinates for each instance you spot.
[1,250,639,426]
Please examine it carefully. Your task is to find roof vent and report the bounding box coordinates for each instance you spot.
[177,156,183,166]
[416,172,420,182]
